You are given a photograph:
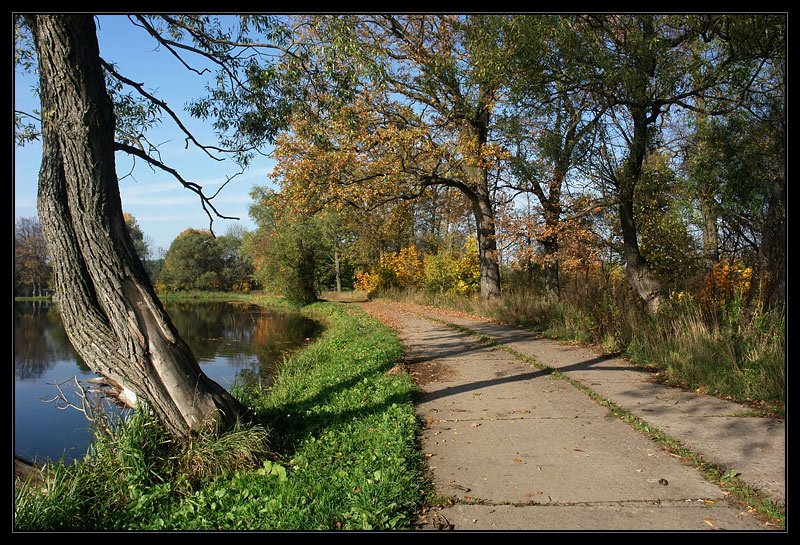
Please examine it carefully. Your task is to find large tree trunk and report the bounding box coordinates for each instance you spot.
[619,195,664,313]
[747,145,785,311]
[539,168,564,296]
[700,194,719,273]
[618,107,665,314]
[540,234,560,296]
[471,192,502,300]
[463,91,501,300]
[29,14,244,440]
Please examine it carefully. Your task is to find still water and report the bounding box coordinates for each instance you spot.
[14,300,321,464]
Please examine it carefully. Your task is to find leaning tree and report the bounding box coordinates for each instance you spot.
[18,14,293,439]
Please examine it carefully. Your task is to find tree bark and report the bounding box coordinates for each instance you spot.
[747,145,785,311]
[334,247,342,293]
[471,192,502,299]
[700,194,719,272]
[29,14,244,440]
[617,106,665,313]
[462,91,502,300]
[539,169,564,296]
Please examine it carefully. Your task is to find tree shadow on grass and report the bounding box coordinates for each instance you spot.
[248,359,416,455]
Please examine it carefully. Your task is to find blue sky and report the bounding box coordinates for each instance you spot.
[14,15,277,254]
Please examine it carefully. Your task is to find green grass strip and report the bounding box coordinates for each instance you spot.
[15,299,430,531]
[424,315,785,528]
[146,301,430,530]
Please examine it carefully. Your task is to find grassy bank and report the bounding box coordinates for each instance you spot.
[378,287,785,405]
[15,300,427,530]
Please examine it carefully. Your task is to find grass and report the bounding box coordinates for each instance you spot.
[378,285,784,404]
[156,289,266,303]
[319,289,370,303]
[626,299,785,402]
[15,299,429,531]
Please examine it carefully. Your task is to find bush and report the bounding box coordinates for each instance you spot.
[354,245,424,297]
[423,241,480,296]
[355,242,479,298]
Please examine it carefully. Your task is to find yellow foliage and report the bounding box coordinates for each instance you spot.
[354,245,425,296]
[389,245,426,289]
[354,269,381,295]
[355,242,480,297]
[698,261,752,308]
[669,290,690,302]
[423,239,480,296]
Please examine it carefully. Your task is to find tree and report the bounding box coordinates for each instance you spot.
[634,152,701,288]
[23,14,244,439]
[160,229,221,290]
[245,188,327,306]
[575,15,782,312]
[498,17,606,295]
[270,15,517,299]
[14,217,51,297]
[219,226,258,292]
[123,212,162,281]
[123,212,150,262]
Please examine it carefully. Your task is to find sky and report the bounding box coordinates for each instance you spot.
[13,15,278,254]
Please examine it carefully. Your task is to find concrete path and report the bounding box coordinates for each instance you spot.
[360,301,785,531]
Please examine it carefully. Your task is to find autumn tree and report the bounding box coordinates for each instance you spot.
[269,15,520,299]
[14,217,51,297]
[494,16,607,296]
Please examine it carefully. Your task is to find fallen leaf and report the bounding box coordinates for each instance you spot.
[574,448,584,452]
[703,499,716,505]
[704,519,714,527]
[512,456,523,464]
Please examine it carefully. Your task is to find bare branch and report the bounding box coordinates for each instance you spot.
[15,109,41,122]
[208,167,245,200]
[114,141,240,233]
[128,16,210,76]
[100,58,239,161]
[39,377,116,433]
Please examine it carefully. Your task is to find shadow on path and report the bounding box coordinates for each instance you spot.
[417,352,632,402]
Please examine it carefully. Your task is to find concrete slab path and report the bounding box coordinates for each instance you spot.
[360,301,785,531]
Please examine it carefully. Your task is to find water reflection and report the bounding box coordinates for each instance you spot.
[14,300,320,463]
[14,303,89,380]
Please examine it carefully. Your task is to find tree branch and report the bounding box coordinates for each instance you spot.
[100,58,243,161]
[114,142,239,233]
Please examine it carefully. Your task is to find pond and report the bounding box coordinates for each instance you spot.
[14,300,321,464]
